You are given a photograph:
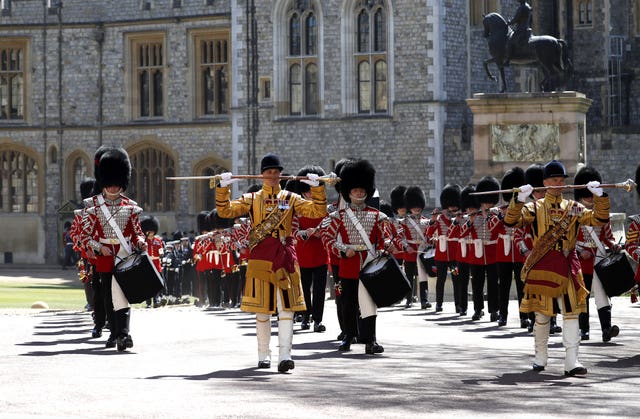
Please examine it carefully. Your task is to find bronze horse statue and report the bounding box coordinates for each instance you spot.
[483,13,572,92]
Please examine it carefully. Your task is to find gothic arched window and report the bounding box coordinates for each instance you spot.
[129,146,175,212]
[353,0,389,114]
[577,0,593,26]
[0,148,39,213]
[72,156,88,201]
[281,0,321,117]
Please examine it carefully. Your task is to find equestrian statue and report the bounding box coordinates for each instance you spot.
[483,0,572,93]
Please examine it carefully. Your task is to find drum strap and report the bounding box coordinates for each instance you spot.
[346,208,376,262]
[407,216,427,252]
[586,227,606,258]
[97,194,132,255]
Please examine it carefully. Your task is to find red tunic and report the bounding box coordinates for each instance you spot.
[292,215,328,269]
[321,204,390,280]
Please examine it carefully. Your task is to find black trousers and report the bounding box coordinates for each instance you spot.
[470,263,498,314]
[339,278,360,338]
[91,272,106,329]
[435,260,460,307]
[456,262,470,313]
[404,260,418,301]
[194,270,207,303]
[98,272,116,337]
[300,265,328,323]
[497,261,526,320]
[207,269,222,306]
[331,265,345,334]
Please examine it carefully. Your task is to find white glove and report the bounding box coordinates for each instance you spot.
[517,184,533,203]
[301,173,320,187]
[219,172,238,188]
[587,180,603,197]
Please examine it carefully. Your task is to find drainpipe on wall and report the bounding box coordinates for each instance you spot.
[94,23,105,147]
[42,0,49,262]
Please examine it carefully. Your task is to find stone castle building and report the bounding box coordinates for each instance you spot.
[0,0,638,263]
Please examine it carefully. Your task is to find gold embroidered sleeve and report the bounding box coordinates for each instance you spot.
[293,185,327,219]
[216,187,253,219]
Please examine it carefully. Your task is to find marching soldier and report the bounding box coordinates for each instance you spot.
[79,147,147,351]
[70,178,101,335]
[516,164,562,334]
[456,185,478,317]
[320,159,390,355]
[389,186,410,307]
[574,166,620,342]
[140,216,164,308]
[426,184,462,313]
[504,160,609,376]
[495,167,529,328]
[625,163,640,302]
[461,176,501,322]
[400,186,431,310]
[193,211,214,308]
[216,153,327,372]
[291,165,329,332]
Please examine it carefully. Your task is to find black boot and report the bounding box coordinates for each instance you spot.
[115,308,133,352]
[105,308,116,348]
[338,335,353,351]
[549,316,562,334]
[597,306,619,342]
[419,282,431,309]
[579,312,590,340]
[362,316,384,355]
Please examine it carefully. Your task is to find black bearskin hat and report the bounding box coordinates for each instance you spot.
[501,167,525,202]
[574,166,602,200]
[207,209,234,229]
[295,165,326,195]
[246,184,261,194]
[460,184,479,211]
[379,201,394,218]
[333,157,354,195]
[140,215,159,234]
[284,178,297,193]
[197,211,213,233]
[91,145,111,195]
[260,153,284,173]
[172,230,183,241]
[525,164,544,188]
[390,185,407,213]
[440,183,461,209]
[97,147,131,191]
[339,159,376,203]
[80,178,96,200]
[475,176,500,205]
[405,186,426,210]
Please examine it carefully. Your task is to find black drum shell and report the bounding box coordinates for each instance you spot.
[594,252,638,297]
[360,255,411,307]
[114,252,165,304]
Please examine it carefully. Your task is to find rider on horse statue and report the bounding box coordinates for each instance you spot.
[505,0,533,66]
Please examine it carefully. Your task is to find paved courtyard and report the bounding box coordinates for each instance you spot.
[1,268,640,418]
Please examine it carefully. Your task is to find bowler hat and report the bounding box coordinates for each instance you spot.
[543,160,568,179]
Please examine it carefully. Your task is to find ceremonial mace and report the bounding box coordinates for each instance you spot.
[167,173,341,189]
[470,179,637,196]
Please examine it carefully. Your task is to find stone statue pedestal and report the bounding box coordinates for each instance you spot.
[465,91,592,182]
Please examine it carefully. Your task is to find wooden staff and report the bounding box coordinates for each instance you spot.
[470,179,637,195]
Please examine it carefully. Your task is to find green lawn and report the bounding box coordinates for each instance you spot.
[0,281,87,310]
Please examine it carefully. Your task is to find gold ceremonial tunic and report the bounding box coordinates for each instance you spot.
[503,193,610,316]
[216,183,327,314]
